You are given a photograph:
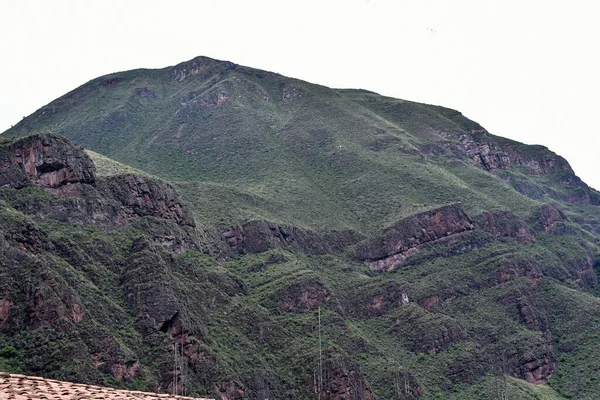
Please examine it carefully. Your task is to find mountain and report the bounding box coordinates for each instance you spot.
[1,56,600,399]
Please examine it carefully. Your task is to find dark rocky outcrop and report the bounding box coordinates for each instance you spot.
[517,297,550,332]
[536,203,568,232]
[85,332,140,383]
[503,338,556,385]
[0,134,195,231]
[453,130,571,175]
[457,131,512,172]
[495,258,544,286]
[276,279,334,314]
[101,174,195,227]
[221,220,360,256]
[390,304,466,354]
[356,204,474,271]
[317,360,376,400]
[344,280,411,318]
[0,133,95,190]
[213,382,245,400]
[474,210,535,243]
[121,237,180,327]
[440,129,600,205]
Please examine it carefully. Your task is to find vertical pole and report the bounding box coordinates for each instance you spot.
[172,340,176,396]
[318,307,323,399]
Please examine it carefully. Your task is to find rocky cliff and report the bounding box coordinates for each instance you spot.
[356,204,474,271]
[0,134,195,230]
[0,134,95,190]
[220,220,360,256]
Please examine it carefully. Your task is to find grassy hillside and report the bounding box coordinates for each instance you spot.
[5,56,597,233]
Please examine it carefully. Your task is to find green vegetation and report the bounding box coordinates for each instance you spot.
[0,56,599,399]
[85,150,154,178]
[8,56,596,234]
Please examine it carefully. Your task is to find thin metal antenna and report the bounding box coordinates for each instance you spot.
[318,307,323,398]
[172,339,176,396]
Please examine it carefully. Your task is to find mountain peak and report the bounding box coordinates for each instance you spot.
[169,55,237,82]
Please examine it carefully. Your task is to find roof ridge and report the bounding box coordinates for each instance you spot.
[0,371,215,400]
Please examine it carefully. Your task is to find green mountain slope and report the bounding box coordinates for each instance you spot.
[1,57,600,400]
[5,56,598,232]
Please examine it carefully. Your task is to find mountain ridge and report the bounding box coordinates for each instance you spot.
[4,56,598,233]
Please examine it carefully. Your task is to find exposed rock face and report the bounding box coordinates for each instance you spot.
[454,130,572,175]
[474,211,535,243]
[0,133,96,189]
[0,134,195,231]
[1,218,49,254]
[504,340,556,385]
[441,130,600,205]
[365,291,409,318]
[214,382,245,400]
[356,204,474,271]
[169,56,235,83]
[496,258,543,286]
[158,312,209,395]
[17,174,196,230]
[27,269,85,332]
[494,251,597,289]
[391,304,465,354]
[345,280,411,318]
[536,203,568,232]
[318,360,376,400]
[517,297,549,332]
[457,131,512,172]
[221,220,360,255]
[122,237,180,327]
[0,298,13,323]
[88,334,140,382]
[103,174,195,227]
[277,279,333,314]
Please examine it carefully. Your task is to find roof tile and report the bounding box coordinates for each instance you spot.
[0,373,213,400]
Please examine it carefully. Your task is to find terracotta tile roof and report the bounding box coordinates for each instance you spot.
[0,372,214,400]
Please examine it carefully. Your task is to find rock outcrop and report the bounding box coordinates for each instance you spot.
[453,130,572,175]
[356,204,474,271]
[213,382,245,400]
[440,129,600,205]
[495,258,543,286]
[276,279,334,314]
[221,220,360,256]
[87,334,140,383]
[391,304,466,354]
[0,134,195,229]
[122,237,181,327]
[0,133,95,190]
[474,210,535,243]
[536,203,568,232]
[504,339,556,385]
[102,174,195,227]
[318,360,376,400]
[344,280,411,318]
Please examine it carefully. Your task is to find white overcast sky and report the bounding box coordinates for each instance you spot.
[1,0,599,189]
